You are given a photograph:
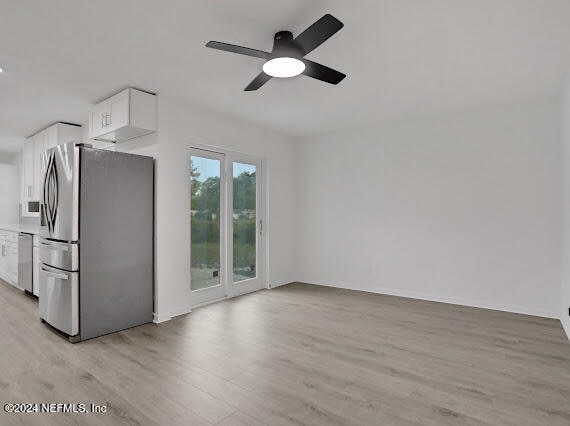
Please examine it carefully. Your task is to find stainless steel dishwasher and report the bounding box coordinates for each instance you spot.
[18,233,33,295]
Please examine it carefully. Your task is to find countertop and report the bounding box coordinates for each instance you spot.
[0,224,41,235]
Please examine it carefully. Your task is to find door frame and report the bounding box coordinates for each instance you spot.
[226,153,265,299]
[189,148,227,307]
[189,144,267,308]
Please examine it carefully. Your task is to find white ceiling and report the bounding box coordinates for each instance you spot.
[1,0,570,152]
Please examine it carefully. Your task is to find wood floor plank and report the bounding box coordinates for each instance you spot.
[216,410,266,426]
[1,280,569,425]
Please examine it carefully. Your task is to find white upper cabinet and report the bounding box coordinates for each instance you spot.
[90,102,108,140]
[21,123,82,217]
[22,137,34,202]
[32,131,46,201]
[89,88,157,142]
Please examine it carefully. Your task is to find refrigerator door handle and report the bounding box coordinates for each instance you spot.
[51,159,58,229]
[44,153,53,233]
[44,152,59,234]
[40,241,69,251]
[40,267,69,281]
[41,153,50,229]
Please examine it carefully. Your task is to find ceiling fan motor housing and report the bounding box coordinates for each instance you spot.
[272,31,303,59]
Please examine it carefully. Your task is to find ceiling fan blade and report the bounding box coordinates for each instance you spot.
[302,60,346,85]
[244,72,272,91]
[293,14,344,55]
[206,41,270,59]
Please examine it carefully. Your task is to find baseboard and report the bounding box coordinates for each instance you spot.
[302,280,559,319]
[153,305,192,323]
[267,280,290,289]
[153,312,169,323]
[152,281,291,323]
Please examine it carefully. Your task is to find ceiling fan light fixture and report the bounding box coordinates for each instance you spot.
[263,57,305,78]
[205,14,345,90]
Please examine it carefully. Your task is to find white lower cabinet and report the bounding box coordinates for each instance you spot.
[0,231,19,287]
[33,236,40,296]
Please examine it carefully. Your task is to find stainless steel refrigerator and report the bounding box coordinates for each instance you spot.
[39,142,154,342]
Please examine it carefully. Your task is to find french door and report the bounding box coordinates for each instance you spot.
[189,148,264,307]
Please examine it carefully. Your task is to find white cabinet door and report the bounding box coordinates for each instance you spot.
[6,241,18,286]
[56,123,82,146]
[22,138,34,201]
[39,125,58,200]
[88,88,156,142]
[90,104,108,139]
[107,91,130,132]
[0,233,18,287]
[89,91,129,139]
[33,245,39,296]
[21,138,36,217]
[45,124,59,150]
[32,132,47,201]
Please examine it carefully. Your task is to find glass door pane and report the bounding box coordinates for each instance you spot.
[232,162,257,283]
[191,155,222,291]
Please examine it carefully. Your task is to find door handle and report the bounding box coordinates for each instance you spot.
[40,242,68,251]
[42,153,50,228]
[40,267,69,280]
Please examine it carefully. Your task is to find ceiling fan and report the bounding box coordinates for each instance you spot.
[205,14,346,91]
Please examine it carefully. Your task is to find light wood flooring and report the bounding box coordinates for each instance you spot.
[1,281,569,426]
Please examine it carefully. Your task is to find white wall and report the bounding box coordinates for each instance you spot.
[154,96,296,321]
[77,96,295,322]
[0,157,20,224]
[561,77,570,338]
[295,98,562,318]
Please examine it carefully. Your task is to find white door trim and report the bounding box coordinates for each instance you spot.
[226,154,265,298]
[189,148,227,307]
[189,144,267,308]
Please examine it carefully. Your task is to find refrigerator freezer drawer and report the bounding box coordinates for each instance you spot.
[39,240,79,271]
[39,264,79,336]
